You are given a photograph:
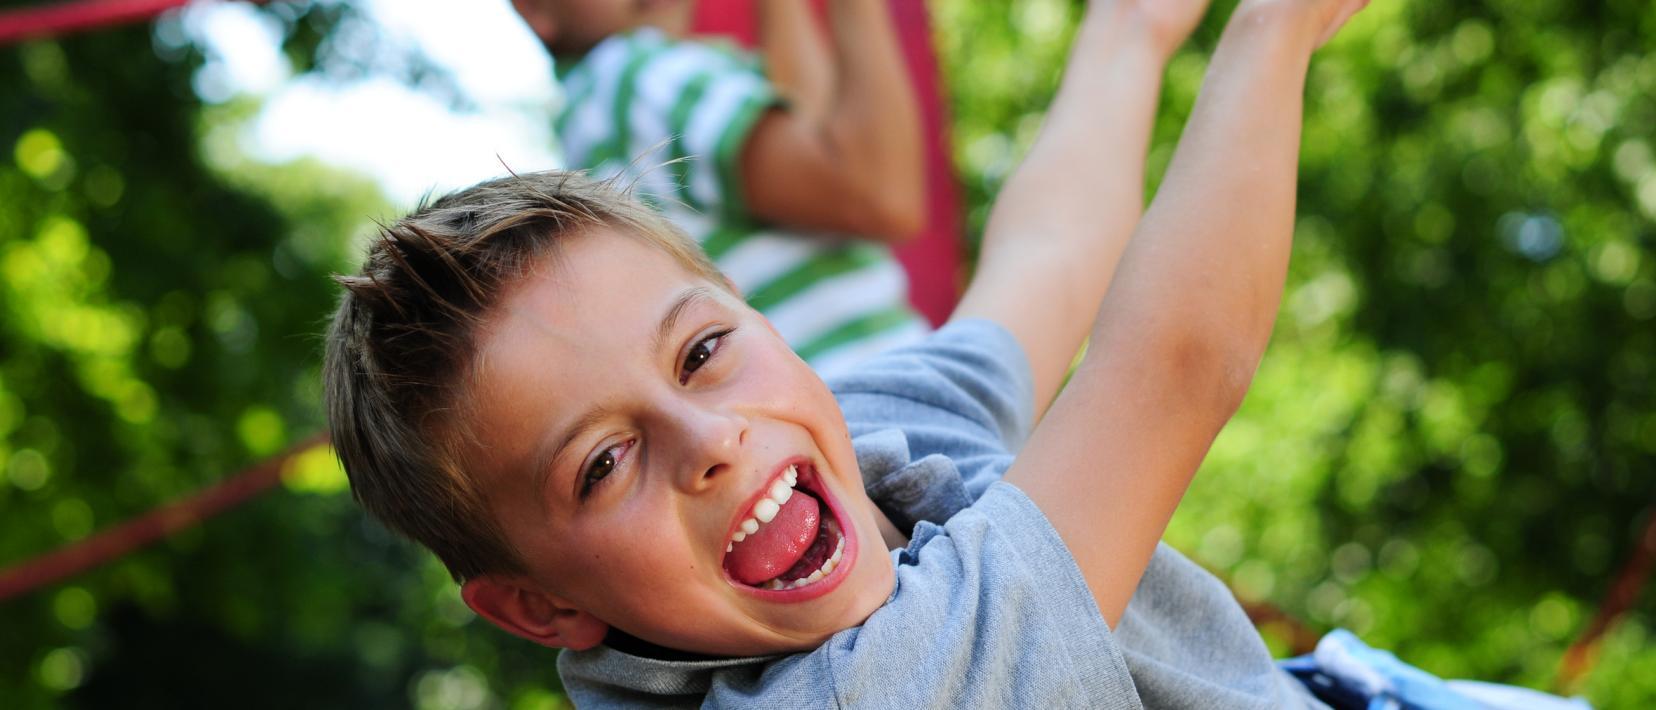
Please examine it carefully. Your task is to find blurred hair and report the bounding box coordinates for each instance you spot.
[323,170,726,581]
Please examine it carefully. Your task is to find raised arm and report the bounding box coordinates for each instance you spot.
[741,0,925,241]
[952,0,1205,416]
[998,0,1365,625]
[757,0,834,120]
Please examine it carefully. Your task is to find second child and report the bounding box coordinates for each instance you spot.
[515,0,931,375]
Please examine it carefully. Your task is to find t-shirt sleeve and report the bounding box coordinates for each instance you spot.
[829,318,1036,499]
[786,484,1139,708]
[608,38,780,221]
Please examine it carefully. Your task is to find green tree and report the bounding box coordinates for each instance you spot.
[3,0,1651,707]
[1,3,568,707]
[938,1,1655,707]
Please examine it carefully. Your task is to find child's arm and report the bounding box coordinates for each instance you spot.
[757,0,833,121]
[740,0,925,241]
[990,0,1366,625]
[951,0,1204,416]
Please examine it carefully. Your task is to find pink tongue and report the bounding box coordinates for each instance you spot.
[724,492,820,585]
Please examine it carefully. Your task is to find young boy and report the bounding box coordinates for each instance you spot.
[320,0,1443,705]
[513,0,931,376]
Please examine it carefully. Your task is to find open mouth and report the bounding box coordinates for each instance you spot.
[721,462,850,593]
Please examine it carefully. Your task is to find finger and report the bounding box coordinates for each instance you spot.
[1316,0,1370,47]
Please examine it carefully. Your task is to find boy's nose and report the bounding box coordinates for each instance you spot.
[669,406,749,493]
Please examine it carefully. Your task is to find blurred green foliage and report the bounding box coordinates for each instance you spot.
[0,3,567,708]
[939,0,1655,707]
[0,0,1651,708]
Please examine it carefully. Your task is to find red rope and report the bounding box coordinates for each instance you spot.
[0,432,327,602]
[0,0,268,45]
[1556,505,1656,691]
[1239,598,1322,656]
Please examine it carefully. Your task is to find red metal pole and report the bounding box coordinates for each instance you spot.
[0,432,327,602]
[0,0,269,45]
[1556,506,1656,691]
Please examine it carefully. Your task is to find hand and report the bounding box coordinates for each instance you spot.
[1105,0,1215,60]
[1308,0,1368,47]
[1237,0,1370,49]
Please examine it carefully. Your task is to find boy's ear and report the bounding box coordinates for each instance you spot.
[461,576,608,651]
[510,0,559,45]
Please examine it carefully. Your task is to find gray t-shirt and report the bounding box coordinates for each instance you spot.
[558,319,1324,708]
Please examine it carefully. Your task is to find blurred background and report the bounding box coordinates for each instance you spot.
[1,0,1652,707]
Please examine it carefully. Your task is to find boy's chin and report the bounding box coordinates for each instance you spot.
[775,520,897,650]
[740,561,895,656]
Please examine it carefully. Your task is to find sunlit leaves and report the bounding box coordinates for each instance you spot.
[933,0,1654,706]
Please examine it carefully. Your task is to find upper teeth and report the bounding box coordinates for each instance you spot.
[727,465,800,550]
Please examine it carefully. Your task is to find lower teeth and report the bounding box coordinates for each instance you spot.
[762,536,845,591]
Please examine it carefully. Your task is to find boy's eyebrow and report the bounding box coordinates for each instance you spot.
[535,285,718,502]
[653,286,716,356]
[540,406,609,501]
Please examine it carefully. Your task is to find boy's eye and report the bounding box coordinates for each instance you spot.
[580,441,629,497]
[679,329,731,384]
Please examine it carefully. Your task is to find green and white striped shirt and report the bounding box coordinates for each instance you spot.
[556,28,927,376]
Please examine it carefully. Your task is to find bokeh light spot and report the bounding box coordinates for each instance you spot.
[149,327,193,368]
[1331,542,1373,584]
[0,392,26,437]
[281,443,348,494]
[1456,542,1499,587]
[36,215,89,265]
[1612,139,1651,183]
[1625,280,1656,320]
[52,586,96,630]
[84,165,126,207]
[413,665,491,710]
[36,647,86,692]
[8,448,51,491]
[237,406,286,456]
[1498,211,1564,262]
[116,381,158,424]
[1637,174,1656,220]
[509,688,565,710]
[1590,241,1640,285]
[1379,538,1421,579]
[51,497,94,539]
[1233,559,1277,600]
[1530,595,1576,641]
[1459,434,1503,478]
[14,128,69,182]
[1450,20,1494,66]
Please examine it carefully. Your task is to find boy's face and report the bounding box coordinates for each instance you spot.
[462,227,896,656]
[512,0,693,56]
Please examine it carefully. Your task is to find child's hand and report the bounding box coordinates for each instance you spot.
[1237,0,1370,49]
[1108,0,1214,60]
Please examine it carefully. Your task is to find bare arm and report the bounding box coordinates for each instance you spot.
[741,0,925,241]
[996,0,1366,626]
[951,0,1192,416]
[757,0,833,119]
